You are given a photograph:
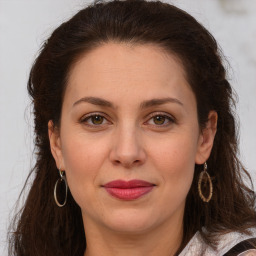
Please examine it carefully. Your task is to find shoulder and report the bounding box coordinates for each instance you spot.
[217,227,256,255]
[223,237,256,256]
[178,227,256,256]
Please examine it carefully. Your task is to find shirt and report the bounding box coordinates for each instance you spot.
[178,227,256,256]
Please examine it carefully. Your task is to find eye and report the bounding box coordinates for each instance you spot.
[146,113,175,127]
[80,113,109,126]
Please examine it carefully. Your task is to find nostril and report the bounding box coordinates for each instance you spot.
[113,159,140,168]
[109,143,146,167]
[113,160,121,165]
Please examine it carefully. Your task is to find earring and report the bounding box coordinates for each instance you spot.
[54,167,68,207]
[198,162,213,203]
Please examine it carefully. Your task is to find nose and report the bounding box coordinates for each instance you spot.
[109,125,146,168]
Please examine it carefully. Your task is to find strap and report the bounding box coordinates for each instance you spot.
[223,238,256,255]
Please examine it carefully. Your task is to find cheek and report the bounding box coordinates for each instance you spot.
[60,132,109,202]
[149,133,197,193]
[61,130,109,170]
[150,133,198,170]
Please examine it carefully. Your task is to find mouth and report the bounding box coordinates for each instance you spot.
[102,179,156,200]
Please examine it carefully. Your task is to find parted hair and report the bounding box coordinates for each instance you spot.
[8,0,256,255]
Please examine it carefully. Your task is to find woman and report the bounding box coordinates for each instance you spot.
[8,0,256,255]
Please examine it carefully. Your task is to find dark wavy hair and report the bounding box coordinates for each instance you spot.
[8,0,256,255]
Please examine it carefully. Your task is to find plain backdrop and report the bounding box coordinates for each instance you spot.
[0,0,255,255]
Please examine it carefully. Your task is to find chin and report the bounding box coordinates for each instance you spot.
[102,208,160,234]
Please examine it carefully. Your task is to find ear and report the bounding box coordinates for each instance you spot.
[195,111,218,164]
[48,120,65,170]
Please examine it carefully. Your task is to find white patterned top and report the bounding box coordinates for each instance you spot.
[178,227,256,256]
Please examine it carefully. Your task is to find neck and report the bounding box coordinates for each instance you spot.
[83,214,184,256]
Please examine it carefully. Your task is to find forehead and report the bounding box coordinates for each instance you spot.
[64,42,195,109]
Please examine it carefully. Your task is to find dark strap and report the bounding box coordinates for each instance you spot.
[223,238,256,255]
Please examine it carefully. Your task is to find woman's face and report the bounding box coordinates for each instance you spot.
[49,43,216,235]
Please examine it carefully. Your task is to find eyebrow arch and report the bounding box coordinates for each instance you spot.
[73,97,114,108]
[140,97,183,109]
[72,96,183,109]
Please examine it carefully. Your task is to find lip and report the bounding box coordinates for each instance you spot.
[103,179,155,200]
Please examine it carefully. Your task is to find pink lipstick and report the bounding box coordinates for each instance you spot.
[103,179,155,200]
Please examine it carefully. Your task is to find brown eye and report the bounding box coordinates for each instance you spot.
[153,116,166,125]
[91,115,104,125]
[81,114,107,126]
[146,113,175,127]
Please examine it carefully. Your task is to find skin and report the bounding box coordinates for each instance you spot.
[49,42,217,256]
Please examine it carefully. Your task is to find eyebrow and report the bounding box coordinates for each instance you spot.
[73,96,114,108]
[140,97,183,109]
[72,96,183,109]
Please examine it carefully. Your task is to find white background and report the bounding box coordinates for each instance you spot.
[0,0,255,255]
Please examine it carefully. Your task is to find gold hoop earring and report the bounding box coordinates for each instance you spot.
[198,162,213,203]
[54,167,68,207]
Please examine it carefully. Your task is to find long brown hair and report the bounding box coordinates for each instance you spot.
[8,0,256,255]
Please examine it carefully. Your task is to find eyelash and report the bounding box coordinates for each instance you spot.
[80,112,110,127]
[80,112,175,129]
[146,112,175,128]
